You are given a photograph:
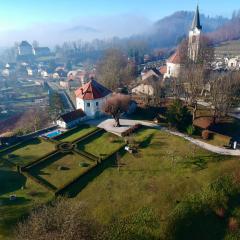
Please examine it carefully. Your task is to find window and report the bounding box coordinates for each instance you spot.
[96,102,99,106]
[87,102,90,107]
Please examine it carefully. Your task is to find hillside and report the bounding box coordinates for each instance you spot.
[215,40,240,58]
[138,11,229,49]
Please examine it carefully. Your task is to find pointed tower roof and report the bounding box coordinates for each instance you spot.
[75,79,112,100]
[191,5,202,30]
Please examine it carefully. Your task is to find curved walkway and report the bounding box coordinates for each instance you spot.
[163,128,240,156]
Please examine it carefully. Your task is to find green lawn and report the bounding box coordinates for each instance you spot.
[74,128,240,238]
[76,131,124,158]
[29,152,94,189]
[56,125,97,142]
[1,127,240,239]
[0,160,52,240]
[0,138,56,166]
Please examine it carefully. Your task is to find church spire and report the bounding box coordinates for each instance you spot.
[191,5,202,30]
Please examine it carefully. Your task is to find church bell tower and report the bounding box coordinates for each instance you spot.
[188,5,202,62]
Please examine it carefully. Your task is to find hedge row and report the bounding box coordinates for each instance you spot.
[53,124,92,141]
[0,139,28,157]
[74,148,99,162]
[121,124,143,137]
[55,144,127,196]
[21,150,60,171]
[22,171,57,193]
[72,128,104,144]
[100,144,127,162]
[55,162,98,196]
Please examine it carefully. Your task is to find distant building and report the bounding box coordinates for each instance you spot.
[164,50,181,78]
[141,68,162,81]
[18,41,34,56]
[57,109,86,129]
[33,47,51,57]
[188,5,202,62]
[75,79,112,118]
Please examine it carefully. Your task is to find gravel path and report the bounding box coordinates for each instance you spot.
[163,128,240,156]
[87,117,240,156]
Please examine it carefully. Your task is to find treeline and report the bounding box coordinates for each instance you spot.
[208,13,240,44]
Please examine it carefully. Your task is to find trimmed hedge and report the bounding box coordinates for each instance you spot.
[74,148,99,162]
[55,144,126,196]
[121,124,142,137]
[22,171,57,193]
[72,128,104,144]
[55,162,98,196]
[21,150,60,171]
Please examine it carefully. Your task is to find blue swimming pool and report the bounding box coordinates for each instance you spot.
[45,130,62,138]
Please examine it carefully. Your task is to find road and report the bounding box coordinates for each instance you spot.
[47,82,76,112]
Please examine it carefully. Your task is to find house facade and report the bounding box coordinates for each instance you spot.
[75,80,112,118]
[57,109,87,129]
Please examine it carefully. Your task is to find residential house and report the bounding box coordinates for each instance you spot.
[57,109,86,129]
[33,47,51,57]
[164,49,181,79]
[75,79,112,118]
[18,41,34,56]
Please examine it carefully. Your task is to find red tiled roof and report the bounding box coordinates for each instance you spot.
[58,109,86,123]
[75,80,112,100]
[159,66,167,74]
[168,50,181,64]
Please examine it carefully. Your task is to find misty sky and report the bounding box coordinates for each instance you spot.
[0,0,239,47]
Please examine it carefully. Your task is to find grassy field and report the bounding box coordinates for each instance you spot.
[74,128,240,238]
[0,138,56,166]
[29,152,94,189]
[56,125,97,142]
[76,131,124,158]
[0,160,52,240]
[1,126,240,239]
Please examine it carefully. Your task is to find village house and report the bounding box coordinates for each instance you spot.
[164,49,181,79]
[57,109,87,129]
[141,68,162,81]
[18,41,34,56]
[75,79,112,118]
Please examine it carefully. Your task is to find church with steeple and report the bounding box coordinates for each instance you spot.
[188,5,202,62]
[164,5,202,79]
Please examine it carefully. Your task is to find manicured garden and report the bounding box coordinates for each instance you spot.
[74,128,240,239]
[0,138,56,166]
[0,160,51,240]
[76,131,125,158]
[0,125,125,239]
[55,124,97,142]
[1,125,240,239]
[29,152,95,189]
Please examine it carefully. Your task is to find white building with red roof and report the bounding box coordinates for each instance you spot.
[75,80,112,118]
[164,49,181,79]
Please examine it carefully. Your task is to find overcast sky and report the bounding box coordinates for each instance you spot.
[0,0,239,47]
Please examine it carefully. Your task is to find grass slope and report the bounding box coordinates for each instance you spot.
[75,128,240,238]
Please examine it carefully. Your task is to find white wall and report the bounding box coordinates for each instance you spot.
[164,63,181,78]
[132,84,154,96]
[76,95,111,118]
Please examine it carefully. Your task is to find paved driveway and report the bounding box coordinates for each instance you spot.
[86,118,159,136]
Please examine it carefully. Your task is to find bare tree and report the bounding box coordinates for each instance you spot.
[177,36,213,121]
[209,72,240,123]
[102,94,131,127]
[15,198,99,240]
[97,49,135,90]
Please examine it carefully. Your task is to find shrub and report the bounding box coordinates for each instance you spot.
[15,198,99,240]
[121,124,142,137]
[202,130,211,140]
[186,125,196,136]
[166,99,192,131]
